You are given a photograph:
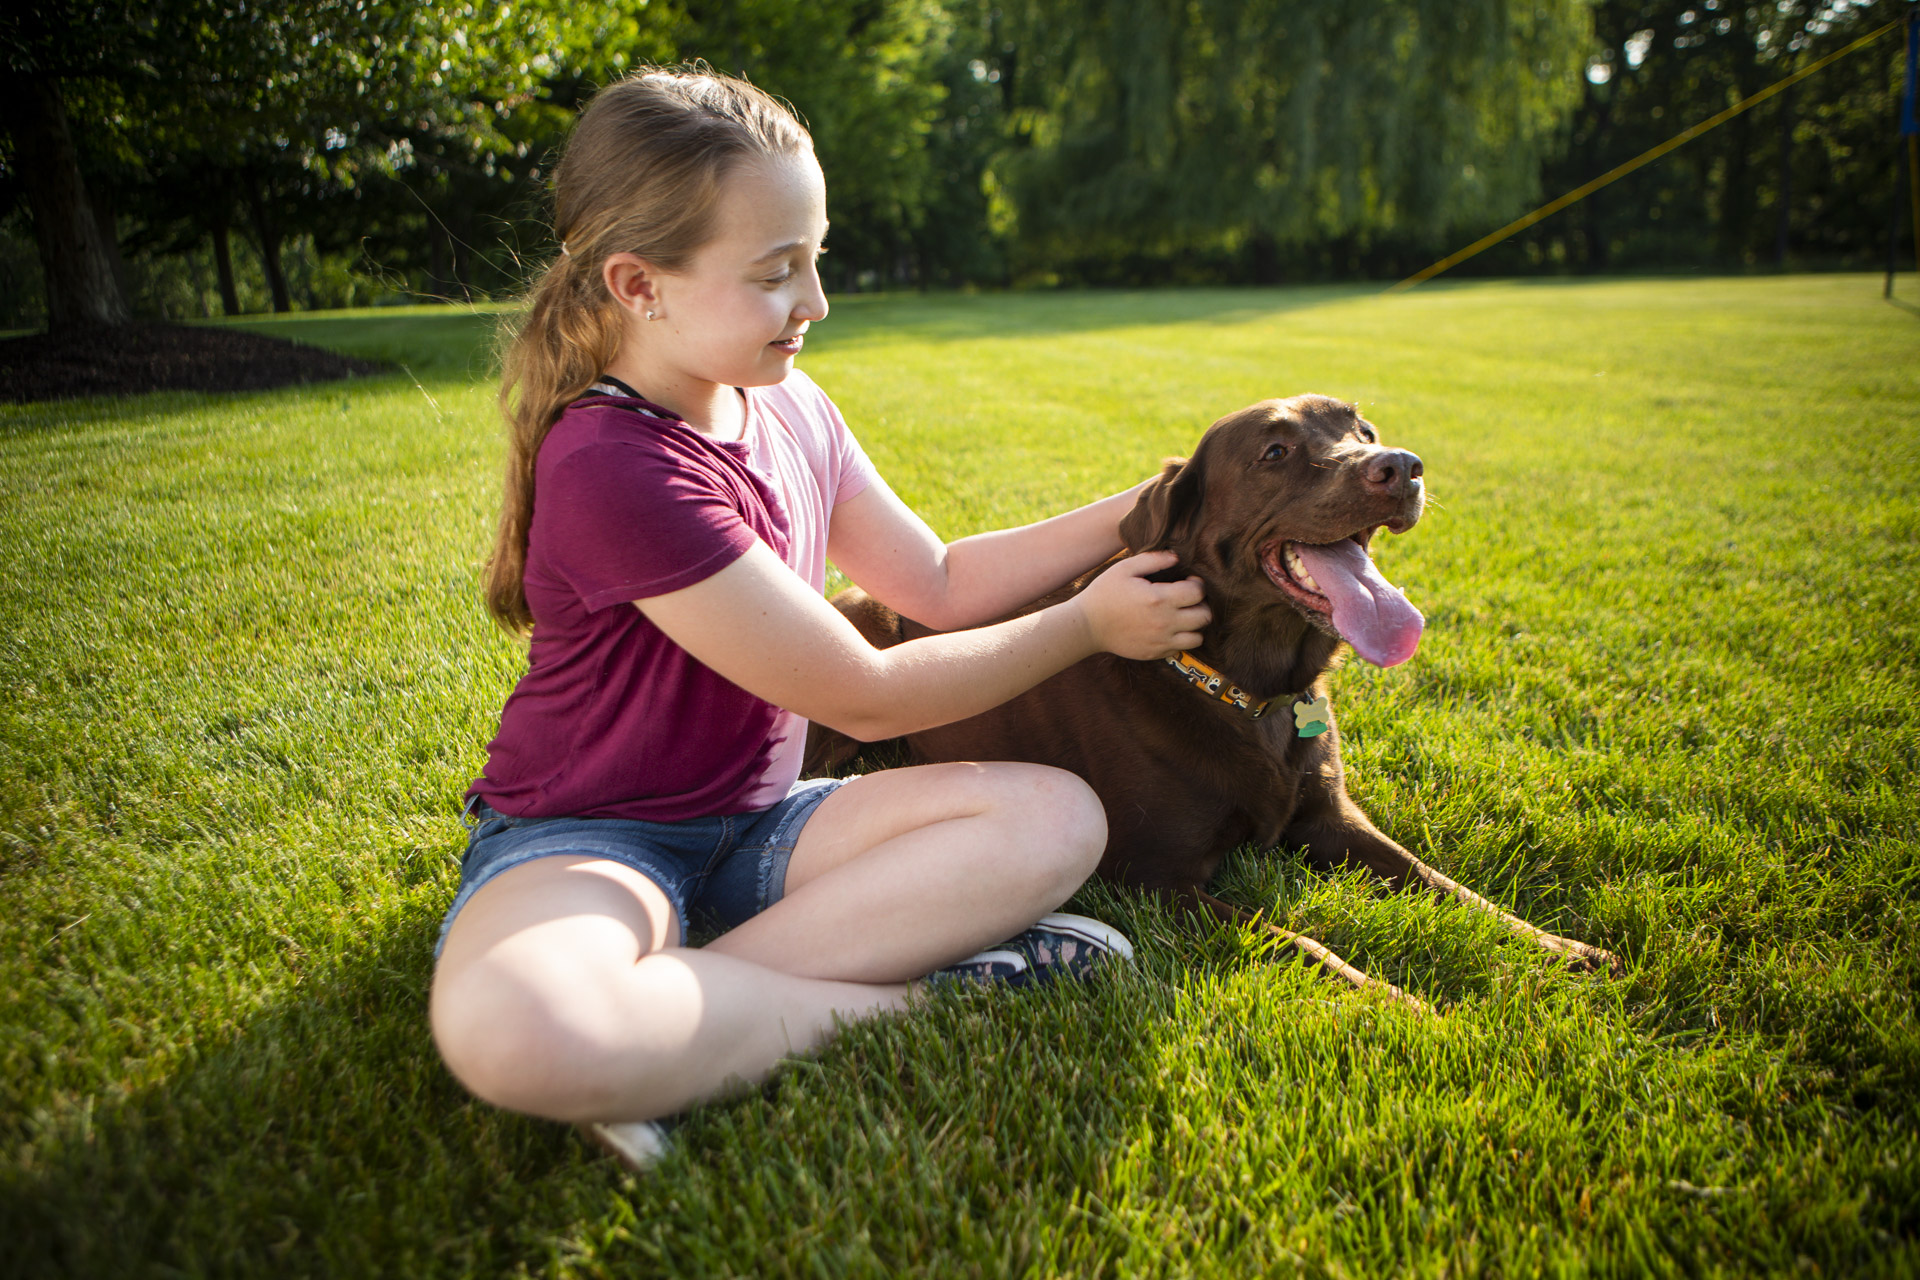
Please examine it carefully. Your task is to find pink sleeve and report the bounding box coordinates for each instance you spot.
[817,386,879,504]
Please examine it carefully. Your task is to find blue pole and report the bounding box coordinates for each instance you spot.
[1907,15,1919,281]
[1902,13,1918,137]
[1893,14,1919,296]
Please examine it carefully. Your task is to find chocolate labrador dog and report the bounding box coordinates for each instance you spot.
[806,395,1617,1005]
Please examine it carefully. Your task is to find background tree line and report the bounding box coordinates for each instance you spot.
[2,0,1913,331]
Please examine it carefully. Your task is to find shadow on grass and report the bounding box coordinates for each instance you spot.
[0,864,1199,1277]
[1,909,601,1278]
[214,286,1377,380]
[814,284,1375,351]
[217,309,507,382]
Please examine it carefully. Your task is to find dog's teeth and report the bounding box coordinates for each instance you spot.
[1283,546,1320,593]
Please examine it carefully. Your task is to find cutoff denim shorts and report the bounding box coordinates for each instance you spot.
[435,777,849,960]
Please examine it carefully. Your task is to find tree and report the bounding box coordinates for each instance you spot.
[961,0,1594,282]
[1507,0,1911,273]
[1,0,618,325]
[0,3,143,328]
[667,0,952,289]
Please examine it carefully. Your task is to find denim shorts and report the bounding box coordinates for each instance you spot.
[435,777,849,959]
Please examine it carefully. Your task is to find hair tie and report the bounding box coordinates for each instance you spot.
[560,241,571,257]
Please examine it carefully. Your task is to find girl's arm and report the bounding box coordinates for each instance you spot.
[634,540,1205,742]
[825,477,1154,632]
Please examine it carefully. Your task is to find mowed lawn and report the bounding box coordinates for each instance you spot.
[2,276,1915,1278]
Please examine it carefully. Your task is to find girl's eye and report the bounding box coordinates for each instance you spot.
[1262,442,1289,461]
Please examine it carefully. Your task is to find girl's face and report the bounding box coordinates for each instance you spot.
[647,152,831,392]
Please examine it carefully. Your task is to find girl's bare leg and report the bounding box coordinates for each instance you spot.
[429,762,1105,1123]
[709,761,1108,982]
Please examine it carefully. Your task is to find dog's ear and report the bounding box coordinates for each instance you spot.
[1120,454,1206,553]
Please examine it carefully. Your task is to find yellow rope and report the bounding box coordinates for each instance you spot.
[1385,16,1909,294]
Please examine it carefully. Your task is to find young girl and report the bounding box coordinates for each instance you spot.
[428,67,1209,1166]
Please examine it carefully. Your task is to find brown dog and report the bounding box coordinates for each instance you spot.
[806,395,1617,1005]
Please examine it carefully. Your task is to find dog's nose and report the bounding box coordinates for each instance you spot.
[1363,449,1423,496]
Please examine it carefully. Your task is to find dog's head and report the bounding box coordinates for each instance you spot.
[1120,394,1425,669]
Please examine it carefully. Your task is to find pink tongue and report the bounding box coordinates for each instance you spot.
[1292,540,1424,667]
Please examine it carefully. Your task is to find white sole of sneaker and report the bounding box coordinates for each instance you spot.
[1035,912,1136,961]
[584,1119,672,1171]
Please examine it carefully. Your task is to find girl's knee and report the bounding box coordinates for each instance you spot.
[429,960,627,1120]
[1050,768,1108,869]
[990,763,1107,884]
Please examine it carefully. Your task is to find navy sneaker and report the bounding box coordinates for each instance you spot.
[930,913,1134,989]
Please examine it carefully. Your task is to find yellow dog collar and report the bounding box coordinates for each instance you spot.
[1163,651,1270,719]
[1163,651,1332,738]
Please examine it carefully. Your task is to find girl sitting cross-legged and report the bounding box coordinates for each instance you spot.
[428,65,1210,1168]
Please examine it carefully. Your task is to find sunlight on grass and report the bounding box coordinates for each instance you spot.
[1,276,1915,1276]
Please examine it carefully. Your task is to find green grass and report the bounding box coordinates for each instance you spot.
[2,276,1915,1277]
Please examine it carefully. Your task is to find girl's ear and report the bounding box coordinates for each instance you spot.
[602,253,663,320]
[1119,455,1205,553]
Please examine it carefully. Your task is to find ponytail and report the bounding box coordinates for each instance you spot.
[486,258,625,632]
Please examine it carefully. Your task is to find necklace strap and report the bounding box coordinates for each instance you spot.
[592,373,649,401]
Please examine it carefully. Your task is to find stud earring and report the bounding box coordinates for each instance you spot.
[646,310,657,321]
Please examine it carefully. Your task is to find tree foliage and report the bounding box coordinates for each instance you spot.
[1496,0,1913,274]
[977,0,1593,277]
[659,0,953,290]
[3,0,1914,326]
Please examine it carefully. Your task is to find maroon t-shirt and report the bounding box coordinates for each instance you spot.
[471,370,877,821]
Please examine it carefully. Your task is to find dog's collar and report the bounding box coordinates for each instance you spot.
[1164,651,1270,718]
[1162,651,1333,738]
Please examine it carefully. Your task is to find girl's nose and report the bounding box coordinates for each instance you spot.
[797,265,829,323]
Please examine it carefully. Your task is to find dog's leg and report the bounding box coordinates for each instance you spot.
[1286,736,1623,975]
[1165,887,1431,1014]
[1390,847,1621,974]
[802,586,909,778]
[800,722,865,777]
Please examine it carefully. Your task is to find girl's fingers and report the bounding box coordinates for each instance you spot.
[1164,576,1206,606]
[1117,549,1181,577]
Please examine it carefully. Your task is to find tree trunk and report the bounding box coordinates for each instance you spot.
[451,225,473,303]
[245,175,291,313]
[1247,229,1280,284]
[211,218,241,316]
[1718,109,1755,265]
[7,76,132,330]
[1717,31,1762,266]
[1583,90,1614,270]
[428,227,451,302]
[1774,83,1793,269]
[89,183,133,306]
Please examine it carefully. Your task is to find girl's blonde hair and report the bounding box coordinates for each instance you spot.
[486,66,812,633]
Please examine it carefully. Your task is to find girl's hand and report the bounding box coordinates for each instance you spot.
[1071,551,1209,660]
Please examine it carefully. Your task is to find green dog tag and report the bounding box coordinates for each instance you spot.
[1292,694,1331,739]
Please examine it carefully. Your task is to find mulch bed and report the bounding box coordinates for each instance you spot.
[0,322,386,404]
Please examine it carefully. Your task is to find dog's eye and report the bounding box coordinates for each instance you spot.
[1357,426,1377,443]
[1261,442,1289,462]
